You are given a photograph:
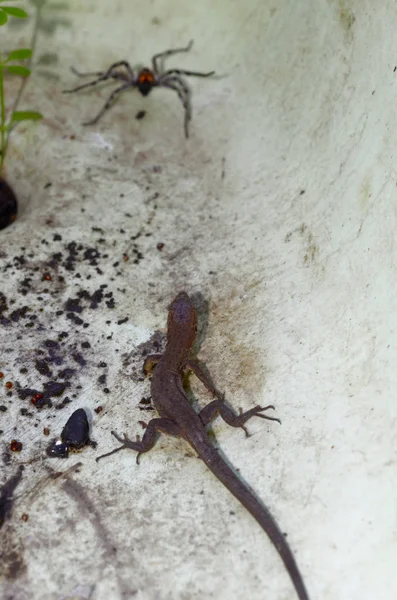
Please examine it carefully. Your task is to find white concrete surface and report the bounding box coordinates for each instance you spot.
[0,0,396,599]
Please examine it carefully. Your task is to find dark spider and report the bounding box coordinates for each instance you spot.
[63,40,215,138]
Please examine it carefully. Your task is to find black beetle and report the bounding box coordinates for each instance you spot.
[46,408,97,458]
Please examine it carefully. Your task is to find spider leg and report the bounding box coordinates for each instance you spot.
[63,61,135,94]
[63,73,108,94]
[160,68,215,79]
[82,82,133,126]
[70,66,106,78]
[161,76,191,138]
[152,40,193,75]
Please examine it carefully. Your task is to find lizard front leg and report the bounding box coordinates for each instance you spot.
[143,354,163,375]
[96,418,180,463]
[185,359,224,399]
[199,399,281,437]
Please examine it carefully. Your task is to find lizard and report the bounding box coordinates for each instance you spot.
[98,291,310,600]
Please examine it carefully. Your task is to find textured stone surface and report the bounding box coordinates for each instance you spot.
[0,1,395,599]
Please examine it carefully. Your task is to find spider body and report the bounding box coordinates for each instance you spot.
[137,68,157,96]
[63,41,214,138]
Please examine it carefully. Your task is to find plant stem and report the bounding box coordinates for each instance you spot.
[6,2,43,157]
[9,2,42,118]
[0,54,5,174]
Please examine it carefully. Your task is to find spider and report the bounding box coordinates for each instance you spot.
[63,40,215,138]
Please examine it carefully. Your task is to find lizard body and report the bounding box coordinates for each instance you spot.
[102,292,309,600]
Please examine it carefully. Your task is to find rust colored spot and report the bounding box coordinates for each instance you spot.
[10,440,22,452]
[138,70,155,84]
[5,381,12,389]
[0,372,3,378]
[42,273,52,281]
[157,242,165,251]
[43,427,50,436]
[94,406,103,414]
[70,135,75,140]
[21,513,29,522]
[123,254,129,262]
[31,393,43,406]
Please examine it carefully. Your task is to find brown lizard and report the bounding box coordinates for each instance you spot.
[99,292,309,600]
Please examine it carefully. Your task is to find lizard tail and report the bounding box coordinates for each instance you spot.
[193,440,310,600]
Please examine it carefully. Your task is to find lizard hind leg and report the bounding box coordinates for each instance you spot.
[199,399,281,438]
[96,418,180,464]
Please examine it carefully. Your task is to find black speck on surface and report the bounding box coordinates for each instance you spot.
[65,297,83,313]
[83,248,100,264]
[16,379,69,408]
[58,368,75,380]
[10,306,30,323]
[43,381,68,397]
[72,353,86,367]
[35,360,52,377]
[20,408,32,416]
[117,317,128,325]
[90,289,104,309]
[16,386,41,401]
[51,252,63,265]
[67,313,84,326]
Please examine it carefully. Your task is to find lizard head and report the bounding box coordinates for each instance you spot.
[167,292,197,344]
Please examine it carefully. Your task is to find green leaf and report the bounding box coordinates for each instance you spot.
[11,111,43,122]
[6,65,31,76]
[6,48,32,61]
[0,9,8,25]
[1,6,27,18]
